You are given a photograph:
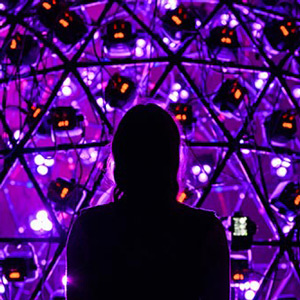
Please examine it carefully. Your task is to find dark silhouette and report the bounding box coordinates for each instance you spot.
[67,104,230,300]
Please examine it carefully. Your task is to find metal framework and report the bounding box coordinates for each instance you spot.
[0,0,300,299]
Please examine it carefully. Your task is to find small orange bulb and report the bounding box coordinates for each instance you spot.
[59,19,70,28]
[60,187,69,199]
[282,122,293,129]
[10,39,17,50]
[120,83,129,94]
[171,15,182,26]
[9,271,21,280]
[234,89,242,100]
[294,195,300,206]
[42,2,52,10]
[280,25,289,37]
[114,32,125,39]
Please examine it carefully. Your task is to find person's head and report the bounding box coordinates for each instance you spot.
[112,104,180,205]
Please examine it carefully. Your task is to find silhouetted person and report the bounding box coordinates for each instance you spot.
[67,104,229,300]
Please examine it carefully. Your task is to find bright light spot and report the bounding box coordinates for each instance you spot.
[271,157,281,168]
[239,193,245,199]
[172,83,181,91]
[229,19,239,28]
[276,167,287,177]
[135,47,144,57]
[88,72,95,80]
[37,165,48,176]
[170,42,176,48]
[292,87,300,98]
[244,281,251,289]
[245,290,255,300]
[62,86,72,97]
[169,91,179,102]
[14,130,20,140]
[94,31,100,39]
[253,23,262,30]
[180,90,189,100]
[198,172,208,183]
[30,219,42,231]
[18,226,25,234]
[221,19,227,26]
[0,283,5,294]
[281,160,291,168]
[203,164,212,174]
[221,14,230,21]
[36,210,48,221]
[34,154,45,166]
[288,216,294,222]
[62,275,67,286]
[163,37,170,44]
[250,281,260,291]
[241,149,250,155]
[42,219,53,232]
[196,19,201,28]
[63,77,71,86]
[136,39,146,48]
[44,158,55,167]
[255,79,264,89]
[192,165,201,176]
[283,225,291,234]
[258,72,268,79]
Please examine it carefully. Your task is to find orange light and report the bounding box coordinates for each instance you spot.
[114,32,125,39]
[280,25,289,37]
[175,114,182,120]
[171,15,182,26]
[120,83,129,94]
[233,273,244,281]
[282,122,293,129]
[33,108,41,118]
[60,187,69,199]
[10,39,17,50]
[177,192,186,203]
[182,114,187,121]
[58,120,69,128]
[294,195,300,206]
[42,2,52,10]
[234,89,242,100]
[59,19,69,28]
[9,271,21,280]
[221,37,232,44]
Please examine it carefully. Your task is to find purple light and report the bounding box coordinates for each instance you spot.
[292,87,300,99]
[245,290,255,300]
[276,167,287,177]
[37,165,48,176]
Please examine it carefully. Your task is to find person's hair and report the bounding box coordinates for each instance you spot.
[112,104,180,205]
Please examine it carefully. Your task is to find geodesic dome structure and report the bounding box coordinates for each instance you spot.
[0,0,300,299]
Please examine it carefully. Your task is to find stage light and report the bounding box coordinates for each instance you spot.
[0,243,38,282]
[177,186,201,205]
[50,106,84,136]
[37,165,48,176]
[105,73,136,108]
[231,255,249,284]
[37,0,87,45]
[293,87,300,99]
[270,181,300,218]
[245,290,255,300]
[169,103,194,129]
[264,19,299,51]
[230,212,257,251]
[191,165,201,176]
[47,178,84,212]
[6,33,40,65]
[54,10,87,45]
[104,20,135,58]
[37,0,63,28]
[207,26,239,50]
[162,5,196,42]
[30,210,53,232]
[34,154,45,166]
[213,79,247,115]
[264,110,297,145]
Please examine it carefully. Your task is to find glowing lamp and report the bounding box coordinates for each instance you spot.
[105,73,136,108]
[213,79,247,114]
[230,212,257,251]
[47,178,84,212]
[54,10,87,44]
[6,34,40,65]
[264,19,299,51]
[50,106,84,132]
[207,26,239,50]
[169,103,193,127]
[37,0,63,28]
[231,255,249,283]
[162,5,196,41]
[0,243,38,282]
[106,20,133,44]
[270,181,300,218]
[264,110,297,145]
